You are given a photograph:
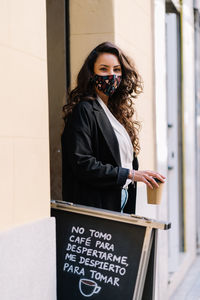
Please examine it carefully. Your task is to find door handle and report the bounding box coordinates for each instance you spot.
[168,165,174,170]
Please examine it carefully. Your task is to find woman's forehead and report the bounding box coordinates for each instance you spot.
[95,53,120,66]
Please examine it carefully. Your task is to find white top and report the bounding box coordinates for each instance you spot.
[97,96,133,188]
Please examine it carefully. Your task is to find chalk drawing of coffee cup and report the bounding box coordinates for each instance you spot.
[79,278,101,297]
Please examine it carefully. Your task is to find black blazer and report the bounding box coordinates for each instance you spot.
[61,99,139,214]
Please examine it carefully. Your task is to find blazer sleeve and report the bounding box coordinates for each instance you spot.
[62,102,129,188]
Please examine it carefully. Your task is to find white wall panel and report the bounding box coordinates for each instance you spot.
[0,218,56,300]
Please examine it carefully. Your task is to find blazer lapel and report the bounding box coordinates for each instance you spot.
[92,100,121,166]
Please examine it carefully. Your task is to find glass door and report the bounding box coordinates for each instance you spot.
[194,8,200,251]
[166,10,184,274]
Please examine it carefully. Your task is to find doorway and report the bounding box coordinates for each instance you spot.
[46,0,70,200]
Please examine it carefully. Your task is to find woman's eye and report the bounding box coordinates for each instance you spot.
[114,68,121,72]
[100,68,107,71]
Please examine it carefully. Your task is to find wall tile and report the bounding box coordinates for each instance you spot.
[0,138,14,230]
[0,218,56,300]
[0,47,49,138]
[0,0,10,45]
[9,0,47,59]
[13,138,50,225]
[70,0,114,35]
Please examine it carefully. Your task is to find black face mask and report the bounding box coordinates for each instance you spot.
[93,74,122,96]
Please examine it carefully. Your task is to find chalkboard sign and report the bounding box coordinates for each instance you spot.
[51,201,170,300]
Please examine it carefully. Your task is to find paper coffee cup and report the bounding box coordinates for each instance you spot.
[147,178,164,205]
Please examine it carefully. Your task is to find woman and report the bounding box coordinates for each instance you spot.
[61,41,165,214]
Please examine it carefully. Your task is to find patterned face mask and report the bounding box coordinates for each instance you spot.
[93,74,122,96]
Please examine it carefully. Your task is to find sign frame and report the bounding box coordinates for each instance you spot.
[51,200,171,300]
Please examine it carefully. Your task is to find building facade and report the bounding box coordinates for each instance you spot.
[0,0,199,299]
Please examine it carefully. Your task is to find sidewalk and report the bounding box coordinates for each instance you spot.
[170,254,200,300]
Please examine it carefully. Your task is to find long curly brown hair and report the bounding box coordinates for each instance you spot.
[63,41,143,155]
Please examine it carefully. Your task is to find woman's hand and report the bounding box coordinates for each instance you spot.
[129,170,166,189]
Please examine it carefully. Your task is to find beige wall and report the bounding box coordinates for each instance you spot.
[70,0,115,87]
[114,0,155,170]
[70,0,155,171]
[0,0,50,230]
